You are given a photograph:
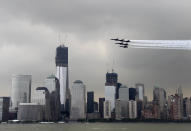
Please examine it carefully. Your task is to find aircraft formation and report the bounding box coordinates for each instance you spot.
[111,38,191,50]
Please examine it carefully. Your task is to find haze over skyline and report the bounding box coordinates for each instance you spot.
[1,0,191,100]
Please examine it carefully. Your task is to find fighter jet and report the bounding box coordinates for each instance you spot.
[115,42,124,45]
[120,45,128,48]
[111,38,131,42]
[110,38,119,41]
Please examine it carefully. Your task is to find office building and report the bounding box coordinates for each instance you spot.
[11,75,32,110]
[129,87,136,100]
[105,71,118,86]
[177,86,183,119]
[99,98,105,118]
[105,85,116,112]
[32,87,51,121]
[55,45,69,112]
[17,103,43,121]
[135,83,144,101]
[94,102,98,112]
[115,99,129,120]
[168,94,181,120]
[116,83,122,99]
[70,80,86,120]
[0,97,10,122]
[87,91,94,113]
[45,75,61,121]
[104,100,111,119]
[129,100,137,119]
[183,97,191,119]
[119,85,129,101]
[153,86,167,119]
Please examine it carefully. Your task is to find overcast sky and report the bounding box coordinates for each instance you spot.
[1,0,191,100]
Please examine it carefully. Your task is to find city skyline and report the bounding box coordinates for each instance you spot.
[1,0,191,101]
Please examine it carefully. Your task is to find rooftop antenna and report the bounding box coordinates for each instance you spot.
[111,58,115,73]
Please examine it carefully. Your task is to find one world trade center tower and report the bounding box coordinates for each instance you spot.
[55,45,70,117]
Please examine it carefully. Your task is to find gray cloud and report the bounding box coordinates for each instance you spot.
[0,0,191,100]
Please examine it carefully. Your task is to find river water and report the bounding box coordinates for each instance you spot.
[0,123,191,131]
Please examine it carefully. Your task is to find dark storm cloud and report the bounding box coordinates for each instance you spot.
[0,0,191,99]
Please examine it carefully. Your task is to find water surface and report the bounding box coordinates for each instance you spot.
[0,123,191,131]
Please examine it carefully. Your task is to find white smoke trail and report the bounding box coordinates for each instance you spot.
[128,40,191,50]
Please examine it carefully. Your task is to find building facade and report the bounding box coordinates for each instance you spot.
[17,103,43,121]
[45,75,61,121]
[135,83,144,101]
[129,100,137,119]
[55,45,70,112]
[129,88,136,101]
[99,98,105,118]
[105,85,116,112]
[87,91,94,113]
[11,75,32,110]
[104,100,111,119]
[70,80,86,120]
[0,97,10,122]
[119,85,129,101]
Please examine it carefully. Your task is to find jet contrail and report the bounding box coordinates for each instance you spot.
[111,39,191,50]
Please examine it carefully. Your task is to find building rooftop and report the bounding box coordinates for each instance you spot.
[74,80,83,84]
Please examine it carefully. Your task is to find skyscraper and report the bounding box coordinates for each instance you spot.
[129,100,137,119]
[87,91,94,113]
[55,45,69,112]
[70,80,86,120]
[177,86,183,119]
[105,71,118,86]
[119,85,129,101]
[45,75,61,121]
[135,83,144,101]
[104,71,118,115]
[0,97,10,122]
[129,87,136,101]
[99,98,105,118]
[11,75,32,110]
[153,86,167,119]
[105,86,116,111]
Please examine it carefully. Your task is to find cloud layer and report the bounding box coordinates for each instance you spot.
[0,0,191,100]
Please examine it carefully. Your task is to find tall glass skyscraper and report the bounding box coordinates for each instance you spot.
[55,45,69,112]
[87,91,94,113]
[11,75,32,110]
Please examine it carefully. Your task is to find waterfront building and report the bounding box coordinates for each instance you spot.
[168,94,181,120]
[142,102,154,119]
[0,97,10,122]
[129,87,136,100]
[183,97,191,119]
[105,85,116,111]
[115,99,129,120]
[135,83,144,101]
[45,75,61,121]
[116,83,122,99]
[119,85,129,101]
[137,100,143,119]
[104,100,111,119]
[99,98,105,118]
[70,80,86,120]
[153,86,167,119]
[55,45,70,113]
[17,103,43,121]
[129,100,137,119]
[11,75,32,110]
[87,91,94,113]
[177,86,183,119]
[32,87,51,121]
[94,102,98,112]
[105,71,118,86]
